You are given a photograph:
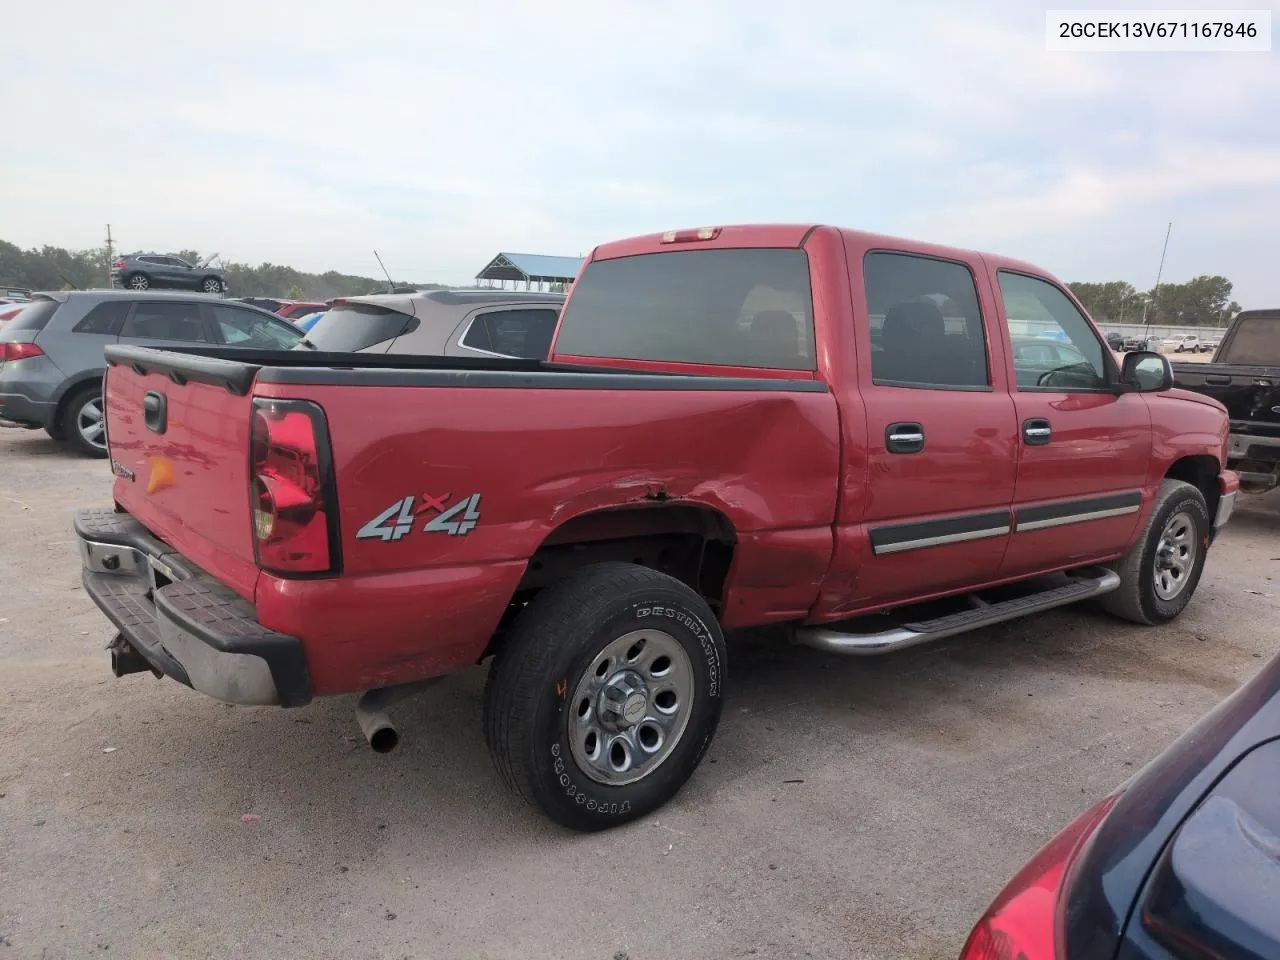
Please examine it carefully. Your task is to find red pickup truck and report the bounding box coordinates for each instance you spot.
[78,224,1238,831]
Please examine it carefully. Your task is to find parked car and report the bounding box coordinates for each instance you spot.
[1008,336,1095,385]
[76,223,1236,831]
[1104,331,1125,351]
[1172,309,1280,493]
[275,301,329,321]
[960,644,1280,960]
[300,289,564,358]
[1163,333,1201,353]
[0,290,301,456]
[2,286,32,302]
[293,310,327,332]
[234,297,287,312]
[110,252,228,294]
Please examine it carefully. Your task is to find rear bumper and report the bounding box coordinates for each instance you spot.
[0,390,55,428]
[75,508,312,707]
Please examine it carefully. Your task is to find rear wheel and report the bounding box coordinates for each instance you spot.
[127,273,150,290]
[61,384,108,458]
[484,562,726,831]
[1100,479,1210,625]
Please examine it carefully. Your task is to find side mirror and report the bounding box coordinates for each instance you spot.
[1120,350,1173,392]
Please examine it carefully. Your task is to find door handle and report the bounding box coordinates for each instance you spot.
[886,422,925,454]
[1023,418,1051,445]
[1204,375,1231,385]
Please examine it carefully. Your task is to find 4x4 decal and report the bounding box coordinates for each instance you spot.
[356,492,482,541]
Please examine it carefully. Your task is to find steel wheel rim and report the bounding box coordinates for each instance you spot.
[78,397,107,450]
[1153,510,1197,601]
[568,629,695,787]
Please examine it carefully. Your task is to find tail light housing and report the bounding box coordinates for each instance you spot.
[960,794,1120,960]
[1,342,45,362]
[249,398,340,575]
[112,259,126,268]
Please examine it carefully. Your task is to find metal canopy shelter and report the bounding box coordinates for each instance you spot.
[476,252,583,291]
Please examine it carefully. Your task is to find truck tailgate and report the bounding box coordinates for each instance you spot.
[103,348,260,600]
[1172,362,1280,439]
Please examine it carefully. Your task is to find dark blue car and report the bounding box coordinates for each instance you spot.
[961,649,1280,959]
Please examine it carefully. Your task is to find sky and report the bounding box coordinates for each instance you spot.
[2,1,1278,303]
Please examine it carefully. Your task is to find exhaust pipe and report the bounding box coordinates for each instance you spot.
[107,634,154,677]
[354,679,439,754]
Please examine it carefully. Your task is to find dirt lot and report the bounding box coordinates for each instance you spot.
[2,425,1278,960]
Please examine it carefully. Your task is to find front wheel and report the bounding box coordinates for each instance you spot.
[483,562,726,831]
[1100,479,1210,625]
[201,277,223,293]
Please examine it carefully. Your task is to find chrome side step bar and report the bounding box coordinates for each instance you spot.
[794,568,1121,656]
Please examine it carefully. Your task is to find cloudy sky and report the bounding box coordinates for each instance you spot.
[2,1,1277,302]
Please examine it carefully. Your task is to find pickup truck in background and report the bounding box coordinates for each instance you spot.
[76,224,1238,831]
[1173,309,1280,493]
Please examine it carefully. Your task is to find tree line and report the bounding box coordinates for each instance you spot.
[0,237,1245,326]
[0,239,448,300]
[1065,276,1241,328]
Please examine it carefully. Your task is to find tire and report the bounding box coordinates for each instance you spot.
[1100,479,1210,625]
[61,384,109,458]
[126,273,150,290]
[201,277,223,294]
[483,562,726,832]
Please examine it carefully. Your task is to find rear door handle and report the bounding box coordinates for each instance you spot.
[1023,418,1051,445]
[886,422,925,454]
[1204,375,1232,385]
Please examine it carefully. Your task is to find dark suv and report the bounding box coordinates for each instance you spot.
[110,253,228,294]
[0,290,301,457]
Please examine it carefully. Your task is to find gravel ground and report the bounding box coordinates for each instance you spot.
[2,424,1277,960]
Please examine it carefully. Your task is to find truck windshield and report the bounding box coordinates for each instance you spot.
[302,302,416,353]
[554,248,816,370]
[1219,315,1278,365]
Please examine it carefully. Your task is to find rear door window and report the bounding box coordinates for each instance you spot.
[120,301,210,342]
[553,248,816,370]
[210,304,303,349]
[459,308,559,359]
[2,299,61,332]
[73,300,131,335]
[304,302,417,352]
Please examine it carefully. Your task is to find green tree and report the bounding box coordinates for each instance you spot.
[1146,275,1241,327]
[1066,281,1141,323]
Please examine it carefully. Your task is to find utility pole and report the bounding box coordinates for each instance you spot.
[1142,221,1173,336]
[105,224,114,287]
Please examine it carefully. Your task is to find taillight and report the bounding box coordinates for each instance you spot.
[249,398,340,575]
[112,259,126,268]
[960,794,1119,960]
[1,342,44,361]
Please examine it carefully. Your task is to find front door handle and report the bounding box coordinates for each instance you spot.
[1023,418,1051,445]
[886,422,925,454]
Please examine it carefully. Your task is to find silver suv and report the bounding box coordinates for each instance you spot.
[110,252,228,293]
[0,290,301,457]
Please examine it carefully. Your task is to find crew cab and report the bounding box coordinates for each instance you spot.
[76,224,1238,831]
[1172,309,1280,492]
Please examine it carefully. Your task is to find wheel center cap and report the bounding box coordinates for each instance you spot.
[620,693,648,725]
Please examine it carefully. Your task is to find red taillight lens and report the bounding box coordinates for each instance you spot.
[250,398,339,575]
[112,259,126,268]
[1,342,44,361]
[960,794,1119,960]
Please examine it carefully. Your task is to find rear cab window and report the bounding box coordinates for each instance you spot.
[1219,314,1279,365]
[553,248,816,371]
[304,302,417,353]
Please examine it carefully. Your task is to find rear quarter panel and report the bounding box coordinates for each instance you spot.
[252,378,841,693]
